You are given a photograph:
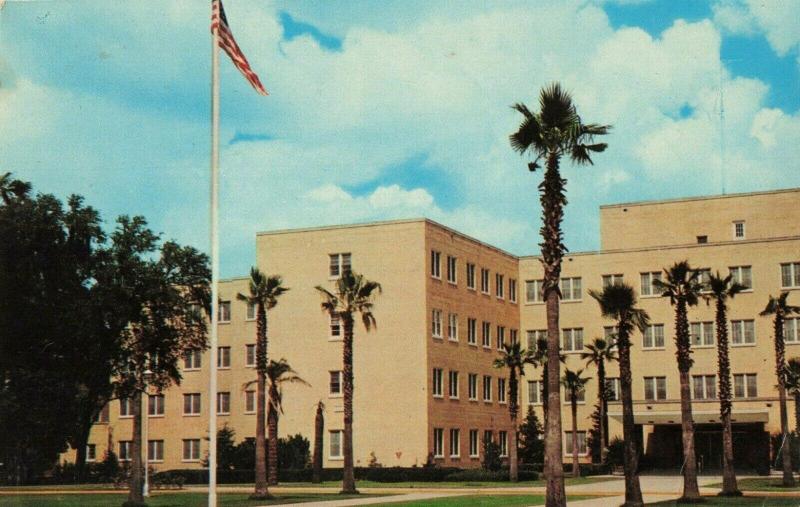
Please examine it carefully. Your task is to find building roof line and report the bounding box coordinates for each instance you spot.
[600,187,800,209]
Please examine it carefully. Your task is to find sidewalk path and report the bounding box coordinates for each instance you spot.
[262,492,466,507]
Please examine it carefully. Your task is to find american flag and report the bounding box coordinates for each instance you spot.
[211,0,268,96]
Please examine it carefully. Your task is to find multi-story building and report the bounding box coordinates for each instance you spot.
[74,187,799,473]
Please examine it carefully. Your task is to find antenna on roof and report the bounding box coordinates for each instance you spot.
[719,62,726,196]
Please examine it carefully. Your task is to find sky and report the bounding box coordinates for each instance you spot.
[1,0,799,277]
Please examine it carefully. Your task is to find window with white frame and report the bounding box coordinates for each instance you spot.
[330,314,341,338]
[483,430,493,447]
[329,253,351,278]
[691,321,715,346]
[510,329,518,345]
[565,431,587,456]
[480,268,490,294]
[482,375,492,401]
[560,277,582,300]
[640,271,663,296]
[148,394,165,416]
[119,441,132,461]
[785,318,800,343]
[692,375,716,400]
[729,266,752,290]
[564,385,585,403]
[527,329,546,351]
[431,250,441,279]
[603,325,619,342]
[183,393,201,415]
[433,428,444,458]
[219,301,231,322]
[696,268,712,288]
[148,440,164,462]
[734,373,758,398]
[246,301,256,320]
[509,279,517,303]
[448,313,458,341]
[731,320,755,345]
[781,262,800,289]
[562,328,584,352]
[644,376,667,400]
[330,371,342,396]
[447,255,457,283]
[482,321,491,348]
[499,431,508,457]
[448,370,459,399]
[183,349,202,370]
[211,391,226,413]
[245,344,256,367]
[432,309,443,338]
[469,429,479,457]
[245,390,255,413]
[330,430,343,458]
[498,378,507,403]
[528,380,543,405]
[432,368,443,397]
[449,428,460,457]
[86,444,97,462]
[218,346,231,368]
[602,274,624,288]
[467,318,477,345]
[525,279,544,303]
[120,398,133,418]
[496,325,505,349]
[466,263,476,289]
[182,439,201,461]
[495,273,504,298]
[643,324,665,349]
[733,221,745,240]
[468,374,478,400]
[606,378,621,401]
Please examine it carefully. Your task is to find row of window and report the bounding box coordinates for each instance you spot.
[432,428,508,459]
[117,391,259,418]
[111,439,201,462]
[183,345,259,370]
[431,312,518,348]
[432,369,507,403]
[431,251,518,302]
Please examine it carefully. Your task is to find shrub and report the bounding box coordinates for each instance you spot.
[482,439,503,472]
[606,437,624,468]
[444,469,538,482]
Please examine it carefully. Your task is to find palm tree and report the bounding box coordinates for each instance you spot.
[316,270,381,494]
[0,172,31,204]
[510,82,609,507]
[266,358,309,485]
[652,261,703,501]
[784,358,800,436]
[312,401,325,484]
[237,268,289,499]
[761,292,800,486]
[590,284,649,507]
[494,341,535,481]
[580,337,617,462]
[561,368,591,478]
[704,272,745,496]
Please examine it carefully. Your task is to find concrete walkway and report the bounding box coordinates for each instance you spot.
[262,492,466,507]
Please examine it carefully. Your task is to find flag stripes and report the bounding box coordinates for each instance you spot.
[211,0,268,96]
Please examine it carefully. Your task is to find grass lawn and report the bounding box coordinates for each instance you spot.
[0,492,369,506]
[276,476,611,489]
[373,494,593,506]
[647,497,800,506]
[706,478,800,492]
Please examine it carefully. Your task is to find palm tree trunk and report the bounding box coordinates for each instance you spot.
[774,316,796,486]
[510,416,519,482]
[127,390,144,505]
[675,299,700,501]
[715,298,739,496]
[313,403,324,484]
[341,316,357,494]
[597,360,607,463]
[267,401,279,486]
[617,331,643,507]
[252,306,270,499]
[541,151,566,507]
[794,392,800,436]
[571,398,579,478]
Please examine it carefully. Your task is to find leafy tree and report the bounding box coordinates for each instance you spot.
[316,270,381,494]
[266,359,308,484]
[482,438,503,472]
[580,337,617,462]
[518,406,544,464]
[761,292,800,487]
[493,341,534,481]
[586,403,603,464]
[784,358,800,436]
[510,82,609,507]
[561,369,590,478]
[237,269,288,499]
[278,434,311,470]
[312,402,325,483]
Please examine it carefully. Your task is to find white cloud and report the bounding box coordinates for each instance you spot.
[713,0,800,57]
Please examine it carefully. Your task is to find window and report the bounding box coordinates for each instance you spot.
[527,329,546,351]
[432,309,443,338]
[525,279,544,303]
[245,344,256,367]
[148,394,165,416]
[729,266,752,290]
[120,398,133,418]
[643,324,665,349]
[447,256,457,283]
[86,444,97,462]
[449,429,460,457]
[218,346,231,368]
[782,262,800,288]
[509,279,517,303]
[696,268,712,287]
[183,439,201,461]
[606,378,621,401]
[692,375,716,400]
[433,428,444,458]
[95,404,110,423]
[564,385,585,403]
[560,277,582,301]
[330,314,341,338]
[496,274,505,298]
[448,313,458,341]
[119,441,132,461]
[528,380,543,405]
[482,321,491,348]
[216,392,230,414]
[329,371,342,396]
[480,268,490,294]
[510,329,518,345]
[184,349,202,370]
[245,390,255,413]
[733,221,745,240]
[183,393,201,415]
[219,301,231,322]
[785,318,800,343]
[482,375,492,401]
[246,301,256,320]
[448,370,459,399]
[734,373,758,398]
[431,250,441,279]
[731,320,756,345]
[496,326,505,349]
[565,431,587,456]
[330,253,351,277]
[469,429,479,457]
[466,263,476,290]
[602,274,624,288]
[468,374,478,400]
[148,440,164,462]
[330,430,343,458]
[432,368,443,397]
[697,235,708,244]
[640,271,663,296]
[483,430,493,447]
[691,321,715,347]
[499,431,508,457]
[467,318,477,345]
[562,328,584,352]
[498,378,507,403]
[644,377,667,401]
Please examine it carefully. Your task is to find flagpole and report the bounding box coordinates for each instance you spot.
[209,15,221,507]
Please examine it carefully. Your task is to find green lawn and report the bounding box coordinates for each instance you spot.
[374,494,593,506]
[647,497,800,507]
[276,476,611,489]
[0,492,368,506]
[706,478,800,492]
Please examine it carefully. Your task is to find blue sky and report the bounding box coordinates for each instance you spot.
[1,0,799,277]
